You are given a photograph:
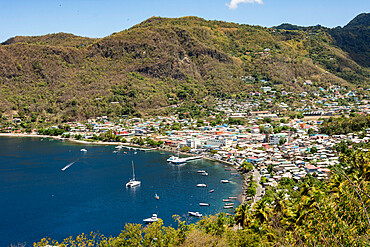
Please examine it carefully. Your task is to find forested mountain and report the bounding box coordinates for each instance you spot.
[329,13,370,67]
[0,14,369,122]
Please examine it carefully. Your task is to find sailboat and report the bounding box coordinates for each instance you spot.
[126,161,141,188]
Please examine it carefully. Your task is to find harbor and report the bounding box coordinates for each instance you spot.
[0,136,242,246]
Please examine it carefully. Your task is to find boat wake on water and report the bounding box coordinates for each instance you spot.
[61,160,78,171]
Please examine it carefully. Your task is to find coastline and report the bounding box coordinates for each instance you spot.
[0,132,248,204]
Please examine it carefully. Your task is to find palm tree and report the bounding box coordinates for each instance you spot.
[234,203,251,228]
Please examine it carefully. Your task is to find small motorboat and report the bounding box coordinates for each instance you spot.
[224,205,234,209]
[197,170,206,173]
[155,193,159,200]
[221,180,230,183]
[209,189,215,193]
[80,149,87,152]
[225,203,234,206]
[199,203,210,206]
[225,168,231,171]
[201,172,208,176]
[134,152,137,154]
[115,145,123,149]
[223,199,232,202]
[143,214,159,223]
[188,211,203,217]
[197,184,207,187]
[228,196,237,200]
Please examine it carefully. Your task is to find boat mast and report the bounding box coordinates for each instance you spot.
[132,161,135,180]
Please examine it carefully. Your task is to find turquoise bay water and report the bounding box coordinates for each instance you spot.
[0,137,242,246]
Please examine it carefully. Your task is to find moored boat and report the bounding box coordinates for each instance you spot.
[197,184,207,187]
[209,189,215,193]
[199,203,210,206]
[223,199,232,202]
[224,205,234,209]
[126,161,141,188]
[143,214,159,223]
[188,211,203,217]
[221,180,230,183]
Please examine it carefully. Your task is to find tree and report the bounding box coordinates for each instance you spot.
[180,146,191,152]
[310,147,318,154]
[279,137,287,145]
[235,204,251,228]
[241,161,254,172]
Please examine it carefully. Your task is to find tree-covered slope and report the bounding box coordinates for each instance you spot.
[329,13,370,67]
[0,15,368,121]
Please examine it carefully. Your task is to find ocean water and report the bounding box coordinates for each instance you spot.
[0,137,242,246]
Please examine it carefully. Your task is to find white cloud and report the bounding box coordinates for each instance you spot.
[227,0,263,9]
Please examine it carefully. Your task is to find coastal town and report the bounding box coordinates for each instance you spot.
[2,85,369,204]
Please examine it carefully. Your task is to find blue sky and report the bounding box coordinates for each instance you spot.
[0,0,368,42]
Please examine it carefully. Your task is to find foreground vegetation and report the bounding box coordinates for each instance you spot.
[33,144,370,246]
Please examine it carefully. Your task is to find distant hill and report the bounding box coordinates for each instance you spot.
[275,13,370,67]
[0,15,369,121]
[1,33,96,48]
[329,13,370,67]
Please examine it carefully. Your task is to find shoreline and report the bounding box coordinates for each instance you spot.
[0,132,247,204]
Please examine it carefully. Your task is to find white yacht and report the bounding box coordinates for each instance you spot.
[199,203,210,206]
[196,184,207,187]
[167,156,187,164]
[221,180,230,183]
[188,211,203,217]
[143,214,159,223]
[126,161,141,188]
[80,149,87,152]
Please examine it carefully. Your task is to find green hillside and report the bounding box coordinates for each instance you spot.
[0,15,369,122]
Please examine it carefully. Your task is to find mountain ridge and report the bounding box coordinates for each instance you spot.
[0,14,368,122]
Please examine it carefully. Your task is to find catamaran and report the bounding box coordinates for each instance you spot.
[126,161,141,188]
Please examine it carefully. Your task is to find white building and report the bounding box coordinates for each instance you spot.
[206,138,233,148]
[186,138,202,148]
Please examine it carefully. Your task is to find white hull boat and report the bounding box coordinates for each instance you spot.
[188,211,203,217]
[143,214,159,223]
[126,161,141,188]
[197,184,207,187]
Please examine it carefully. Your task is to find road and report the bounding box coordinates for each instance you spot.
[252,168,263,205]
